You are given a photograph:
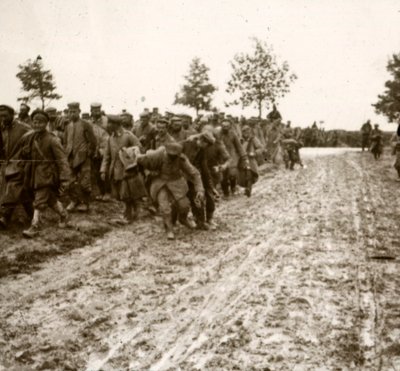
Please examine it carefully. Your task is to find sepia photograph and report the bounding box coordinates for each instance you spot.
[0,0,400,369]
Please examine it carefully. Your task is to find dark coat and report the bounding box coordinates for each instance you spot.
[20,131,71,190]
[64,119,97,168]
[0,120,32,180]
[137,148,203,201]
[101,129,141,181]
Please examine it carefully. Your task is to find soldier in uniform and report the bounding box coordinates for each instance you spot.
[89,102,110,200]
[0,105,33,229]
[182,131,216,230]
[121,111,134,131]
[20,110,71,238]
[153,118,175,149]
[100,115,146,223]
[134,111,157,153]
[240,125,263,196]
[18,103,32,126]
[137,142,204,240]
[266,104,282,122]
[45,107,64,141]
[220,119,249,197]
[370,124,383,160]
[169,116,189,142]
[361,120,372,152]
[202,125,230,230]
[63,102,97,212]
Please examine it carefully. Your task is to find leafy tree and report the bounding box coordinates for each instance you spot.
[373,53,400,123]
[174,57,216,116]
[226,38,297,118]
[16,56,62,109]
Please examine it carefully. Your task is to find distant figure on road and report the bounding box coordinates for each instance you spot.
[370,124,383,160]
[360,119,372,152]
[392,123,400,180]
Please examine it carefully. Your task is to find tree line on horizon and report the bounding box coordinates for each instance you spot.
[15,38,399,131]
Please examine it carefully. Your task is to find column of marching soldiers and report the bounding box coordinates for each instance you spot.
[0,102,304,240]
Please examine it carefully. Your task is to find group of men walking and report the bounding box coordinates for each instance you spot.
[0,102,303,240]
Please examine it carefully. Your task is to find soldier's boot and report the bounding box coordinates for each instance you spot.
[230,177,237,195]
[171,206,178,226]
[122,202,133,224]
[163,214,175,240]
[179,213,196,230]
[22,209,41,238]
[0,205,14,229]
[221,179,230,197]
[52,201,69,228]
[207,218,218,231]
[131,202,142,221]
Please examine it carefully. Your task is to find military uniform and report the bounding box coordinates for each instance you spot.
[370,126,383,160]
[240,129,262,196]
[20,110,71,237]
[153,132,176,150]
[182,133,216,230]
[0,108,33,227]
[63,103,97,210]
[220,128,248,197]
[101,124,146,221]
[90,114,110,198]
[137,143,203,239]
[361,121,372,152]
[133,113,157,153]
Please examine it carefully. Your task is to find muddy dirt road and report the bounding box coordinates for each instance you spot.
[1,150,400,370]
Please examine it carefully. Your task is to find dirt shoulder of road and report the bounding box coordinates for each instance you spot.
[1,150,400,370]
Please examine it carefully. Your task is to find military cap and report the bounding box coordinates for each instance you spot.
[0,105,15,115]
[199,115,209,124]
[121,111,133,118]
[201,130,215,145]
[107,114,123,125]
[171,116,182,123]
[31,109,49,122]
[140,111,150,118]
[67,102,80,109]
[45,106,57,113]
[165,142,183,156]
[242,125,251,132]
[157,118,169,126]
[20,103,30,112]
[90,102,102,108]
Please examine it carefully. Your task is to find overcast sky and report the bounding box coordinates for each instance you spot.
[1,0,399,130]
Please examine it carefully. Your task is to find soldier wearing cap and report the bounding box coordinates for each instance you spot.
[153,118,176,149]
[0,105,33,228]
[20,110,71,238]
[18,103,32,126]
[100,115,146,223]
[134,111,157,153]
[220,119,249,197]
[169,116,189,142]
[89,102,110,200]
[240,125,263,196]
[45,107,65,141]
[137,142,204,240]
[202,125,230,229]
[182,131,217,230]
[267,104,282,122]
[63,102,97,212]
[370,124,383,160]
[121,111,134,131]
